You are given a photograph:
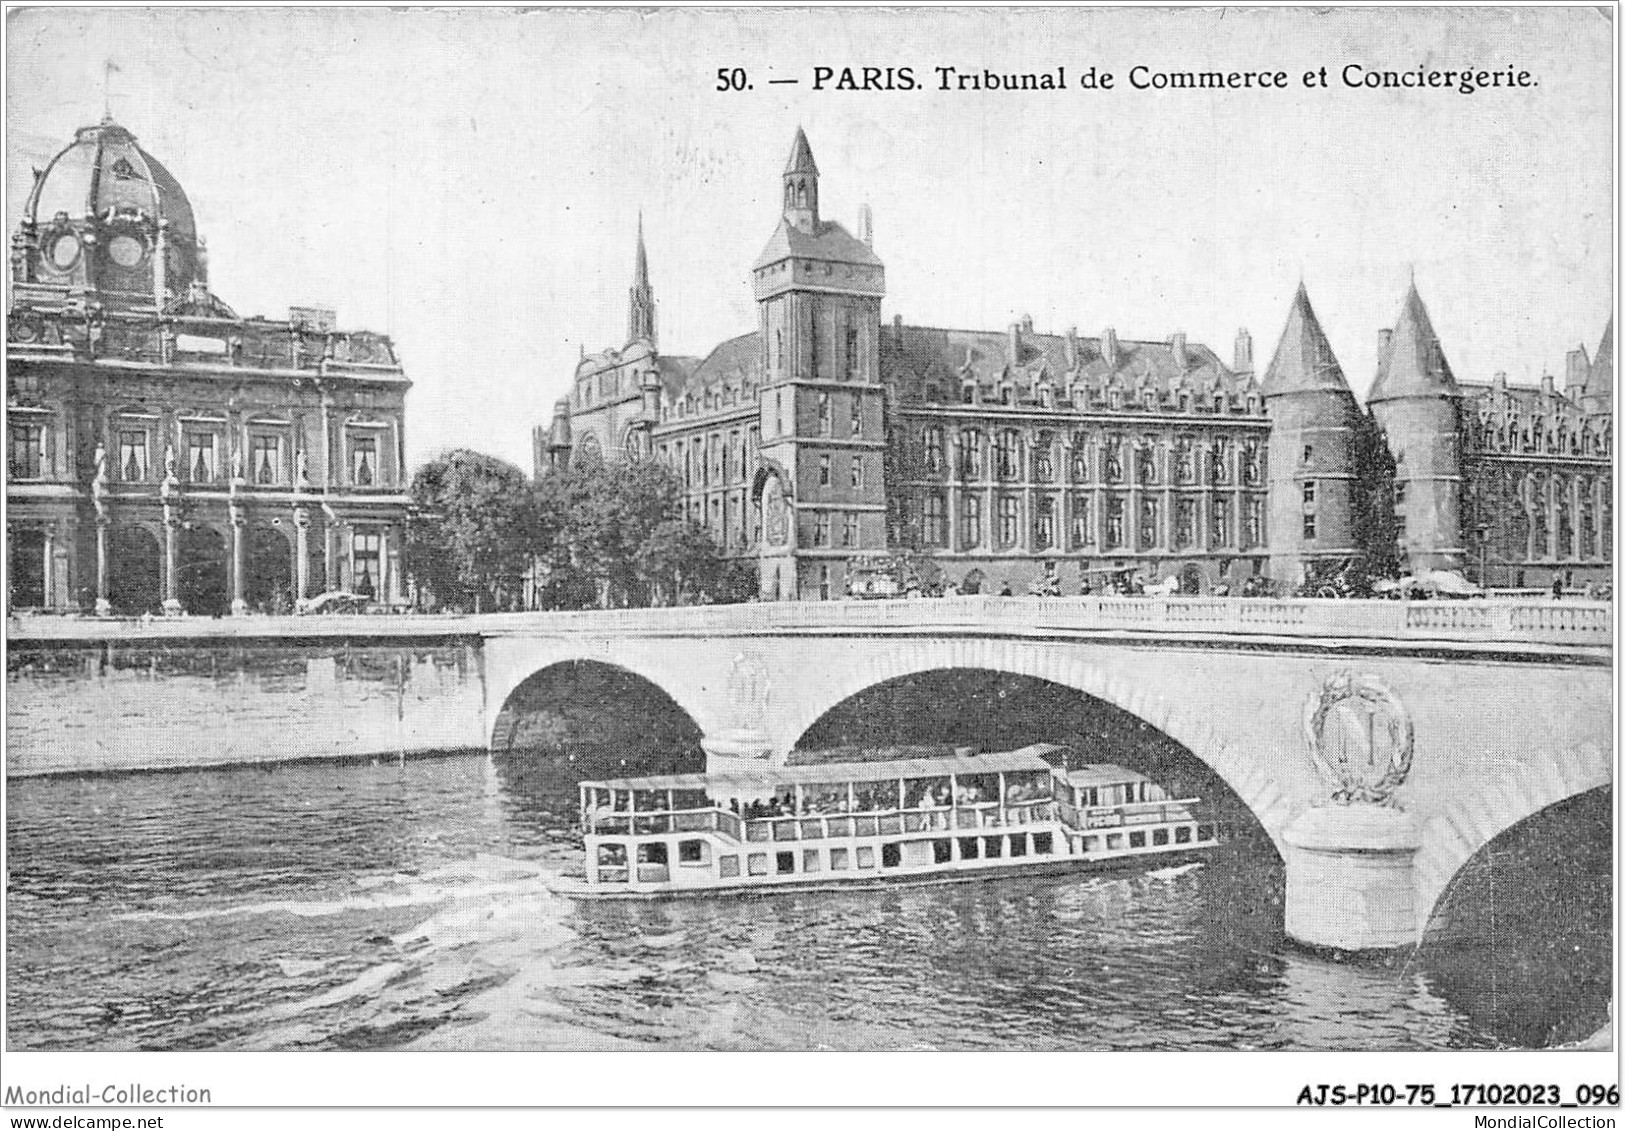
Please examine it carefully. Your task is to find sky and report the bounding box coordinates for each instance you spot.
[6,6,1613,473]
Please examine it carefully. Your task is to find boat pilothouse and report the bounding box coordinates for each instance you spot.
[566,745,1219,897]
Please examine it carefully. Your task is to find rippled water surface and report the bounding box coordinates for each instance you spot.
[5,753,1608,1051]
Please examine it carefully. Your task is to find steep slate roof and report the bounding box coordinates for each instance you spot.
[1261,284,1353,398]
[1369,283,1459,402]
[685,332,762,391]
[882,324,1249,400]
[654,354,702,397]
[1585,319,1613,401]
[753,217,883,271]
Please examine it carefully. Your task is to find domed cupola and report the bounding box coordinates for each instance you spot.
[13,115,204,309]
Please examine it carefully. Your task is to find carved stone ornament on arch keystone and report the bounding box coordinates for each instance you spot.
[1301,671,1415,808]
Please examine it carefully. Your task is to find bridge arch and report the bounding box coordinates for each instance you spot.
[1414,740,1612,930]
[776,637,1297,858]
[485,646,717,754]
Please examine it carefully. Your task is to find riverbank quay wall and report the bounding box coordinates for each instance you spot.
[7,598,1611,946]
[6,621,487,776]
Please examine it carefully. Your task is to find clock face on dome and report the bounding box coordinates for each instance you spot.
[47,233,80,271]
[108,233,145,268]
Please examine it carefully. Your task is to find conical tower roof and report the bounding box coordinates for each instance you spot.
[1585,318,1612,401]
[1261,283,1353,398]
[633,211,649,287]
[784,127,818,175]
[1368,283,1459,402]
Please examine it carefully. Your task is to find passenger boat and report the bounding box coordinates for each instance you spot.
[556,744,1219,898]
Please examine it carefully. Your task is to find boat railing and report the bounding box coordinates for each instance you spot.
[585,800,1059,842]
[1055,798,1202,830]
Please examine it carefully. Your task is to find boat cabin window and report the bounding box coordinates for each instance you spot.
[880,844,902,868]
[597,844,627,867]
[776,852,795,874]
[904,777,952,809]
[1128,831,1146,848]
[802,849,821,872]
[954,774,999,805]
[856,846,876,869]
[1152,829,1169,846]
[1032,832,1053,855]
[633,789,668,812]
[719,855,740,877]
[678,839,710,865]
[1008,834,1028,857]
[802,783,848,815]
[748,853,769,876]
[586,787,612,810]
[671,789,710,811]
[1004,771,1053,803]
[1106,833,1125,850]
[958,837,980,859]
[637,843,668,865]
[829,847,850,870]
[612,791,632,813]
[983,836,1003,858]
[932,840,952,864]
[1174,826,1192,844]
[852,781,900,813]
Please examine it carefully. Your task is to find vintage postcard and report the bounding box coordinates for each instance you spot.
[2,3,1615,1123]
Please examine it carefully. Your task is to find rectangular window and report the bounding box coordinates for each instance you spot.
[842,511,858,549]
[1243,441,1263,486]
[923,427,944,474]
[10,422,43,479]
[1395,514,1408,540]
[819,455,831,487]
[1302,443,1314,465]
[1212,498,1232,546]
[996,431,1018,480]
[850,393,863,435]
[1394,481,1407,504]
[923,493,946,547]
[1245,499,1265,548]
[1176,499,1196,548]
[818,393,832,436]
[814,513,831,548]
[1211,440,1232,485]
[251,434,284,485]
[1129,830,1147,849]
[1106,496,1125,549]
[748,853,769,876]
[845,328,859,381]
[186,432,217,483]
[351,530,382,598]
[119,429,148,482]
[1071,495,1093,548]
[856,846,876,869]
[719,855,740,878]
[1035,497,1055,549]
[678,839,709,865]
[1176,438,1196,484]
[1303,480,1317,504]
[1140,498,1159,549]
[1034,443,1053,483]
[851,455,863,489]
[803,849,822,872]
[776,852,795,875]
[829,847,850,870]
[961,494,982,549]
[960,429,982,479]
[1303,514,1317,539]
[1137,437,1159,485]
[999,495,1020,548]
[350,435,377,487]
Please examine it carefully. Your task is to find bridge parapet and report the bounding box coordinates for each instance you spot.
[476,596,1610,650]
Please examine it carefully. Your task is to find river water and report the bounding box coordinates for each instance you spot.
[5,751,1609,1051]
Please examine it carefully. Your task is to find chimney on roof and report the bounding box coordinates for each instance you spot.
[1103,327,1119,368]
[1377,328,1393,359]
[860,203,873,247]
[1566,346,1590,392]
[1170,332,1188,371]
[1540,371,1556,399]
[893,313,903,344]
[1493,371,1508,395]
[1064,326,1079,369]
[1233,328,1253,375]
[1008,321,1022,366]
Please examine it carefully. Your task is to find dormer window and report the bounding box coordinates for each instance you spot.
[962,383,976,405]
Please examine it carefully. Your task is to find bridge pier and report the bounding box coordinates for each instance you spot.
[1282,806,1423,951]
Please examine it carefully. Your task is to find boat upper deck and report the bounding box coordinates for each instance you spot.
[582,748,1059,794]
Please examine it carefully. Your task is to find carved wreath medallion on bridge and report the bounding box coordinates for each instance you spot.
[1302,671,1415,807]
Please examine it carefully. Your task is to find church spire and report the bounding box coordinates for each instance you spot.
[627,212,656,347]
[782,127,820,233]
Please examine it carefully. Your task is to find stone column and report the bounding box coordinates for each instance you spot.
[162,514,181,615]
[95,519,111,616]
[293,507,311,602]
[324,521,339,592]
[41,526,56,610]
[229,505,247,616]
[1282,806,1422,950]
[386,525,403,606]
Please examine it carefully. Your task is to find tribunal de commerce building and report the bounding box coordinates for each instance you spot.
[7,116,411,615]
[537,129,1613,600]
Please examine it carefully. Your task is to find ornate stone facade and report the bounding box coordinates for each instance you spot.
[536,129,1611,598]
[7,116,411,615]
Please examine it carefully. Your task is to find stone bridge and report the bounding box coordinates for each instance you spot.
[8,596,1612,951]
